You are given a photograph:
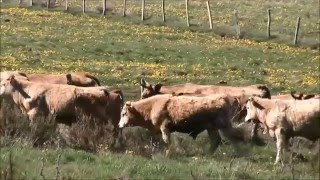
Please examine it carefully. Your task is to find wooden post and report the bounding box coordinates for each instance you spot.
[102,0,107,16]
[141,0,145,21]
[29,0,33,6]
[65,0,68,11]
[206,1,212,29]
[162,0,165,22]
[185,0,190,27]
[82,0,86,13]
[123,0,127,17]
[267,9,271,38]
[233,9,240,39]
[47,0,51,8]
[293,17,301,45]
[18,0,22,5]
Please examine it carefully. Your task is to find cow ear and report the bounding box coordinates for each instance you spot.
[66,74,72,85]
[125,101,132,107]
[140,78,149,88]
[154,84,163,93]
[9,75,15,83]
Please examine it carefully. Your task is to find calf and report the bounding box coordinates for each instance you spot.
[118,94,244,155]
[244,96,320,164]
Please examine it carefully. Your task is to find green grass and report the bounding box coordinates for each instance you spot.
[0,0,319,179]
[1,139,319,179]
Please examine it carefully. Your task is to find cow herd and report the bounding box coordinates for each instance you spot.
[0,71,319,165]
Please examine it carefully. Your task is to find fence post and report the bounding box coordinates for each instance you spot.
[185,0,190,27]
[206,1,212,29]
[29,0,33,6]
[162,0,165,22]
[233,9,240,39]
[141,0,145,21]
[82,0,86,13]
[293,17,301,45]
[267,9,271,38]
[65,0,68,11]
[102,0,107,16]
[123,0,127,17]
[47,0,51,8]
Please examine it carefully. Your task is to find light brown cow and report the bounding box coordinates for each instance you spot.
[0,71,101,87]
[0,75,124,143]
[0,75,107,123]
[272,92,319,101]
[118,94,244,156]
[290,92,320,100]
[140,78,271,99]
[244,96,320,164]
[140,78,271,140]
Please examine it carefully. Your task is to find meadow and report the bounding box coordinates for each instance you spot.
[0,0,319,179]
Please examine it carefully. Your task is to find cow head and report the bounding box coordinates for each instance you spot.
[119,101,138,128]
[0,75,18,96]
[244,97,264,123]
[140,78,162,99]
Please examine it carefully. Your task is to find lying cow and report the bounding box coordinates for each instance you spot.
[118,94,244,156]
[140,78,271,140]
[244,96,320,164]
[0,71,101,87]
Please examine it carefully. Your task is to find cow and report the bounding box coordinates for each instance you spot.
[290,91,320,100]
[0,75,124,143]
[0,71,101,87]
[140,78,271,99]
[140,78,271,141]
[244,96,320,164]
[0,75,107,123]
[118,94,244,156]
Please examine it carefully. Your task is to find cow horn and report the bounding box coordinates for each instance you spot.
[248,97,254,101]
[125,101,132,106]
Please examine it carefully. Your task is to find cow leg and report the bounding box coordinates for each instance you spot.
[160,120,171,157]
[274,128,286,165]
[27,108,39,126]
[250,122,258,138]
[207,128,221,153]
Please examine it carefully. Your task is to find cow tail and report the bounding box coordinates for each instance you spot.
[85,74,101,86]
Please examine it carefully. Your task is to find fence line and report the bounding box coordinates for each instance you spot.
[14,0,314,46]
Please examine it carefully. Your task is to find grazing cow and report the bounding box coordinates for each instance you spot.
[244,96,320,164]
[140,78,271,140]
[118,94,244,155]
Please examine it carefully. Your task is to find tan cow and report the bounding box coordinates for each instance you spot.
[140,78,271,99]
[244,96,320,164]
[290,92,320,100]
[0,71,101,87]
[140,78,271,140]
[118,94,244,156]
[0,75,124,143]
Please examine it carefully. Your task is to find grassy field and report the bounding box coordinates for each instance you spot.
[0,0,319,179]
